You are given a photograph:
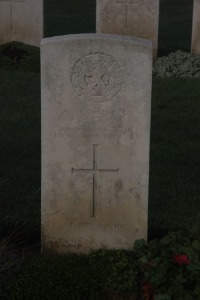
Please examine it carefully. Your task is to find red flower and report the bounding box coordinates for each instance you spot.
[142,282,155,300]
[173,254,190,265]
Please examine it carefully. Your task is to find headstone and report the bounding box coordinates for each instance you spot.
[41,34,152,254]
[0,0,43,46]
[96,0,159,60]
[191,0,200,54]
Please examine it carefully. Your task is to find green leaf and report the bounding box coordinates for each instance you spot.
[155,293,172,300]
[192,240,200,250]
[134,239,146,251]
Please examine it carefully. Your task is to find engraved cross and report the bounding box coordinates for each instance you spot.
[0,0,25,31]
[116,0,139,29]
[72,144,119,218]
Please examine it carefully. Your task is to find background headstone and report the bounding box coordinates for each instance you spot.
[96,0,159,60]
[191,0,200,54]
[41,34,152,254]
[0,0,43,46]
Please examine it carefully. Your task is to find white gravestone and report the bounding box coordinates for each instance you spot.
[0,0,43,46]
[96,0,159,60]
[191,0,200,54]
[41,34,152,254]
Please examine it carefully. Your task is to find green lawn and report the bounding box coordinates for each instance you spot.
[149,78,200,239]
[44,0,96,37]
[158,0,193,55]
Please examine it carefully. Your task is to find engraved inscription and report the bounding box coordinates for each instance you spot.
[71,52,122,103]
[65,223,123,229]
[116,0,139,29]
[116,0,139,3]
[49,106,135,140]
[72,144,119,218]
[50,126,133,139]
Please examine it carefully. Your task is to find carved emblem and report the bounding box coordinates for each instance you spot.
[71,52,122,103]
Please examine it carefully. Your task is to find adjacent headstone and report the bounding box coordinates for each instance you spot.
[96,0,159,60]
[0,0,43,46]
[191,0,200,54]
[41,34,152,254]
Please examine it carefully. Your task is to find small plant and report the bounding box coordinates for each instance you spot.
[89,249,138,294]
[3,231,200,299]
[134,231,200,300]
[153,51,200,78]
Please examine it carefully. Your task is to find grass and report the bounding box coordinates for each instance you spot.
[2,250,138,299]
[44,0,96,37]
[158,0,193,55]
[0,43,41,240]
[149,78,200,239]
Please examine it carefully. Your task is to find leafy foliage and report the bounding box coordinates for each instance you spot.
[89,249,138,293]
[153,51,200,78]
[134,231,200,299]
[3,250,138,300]
[2,232,200,299]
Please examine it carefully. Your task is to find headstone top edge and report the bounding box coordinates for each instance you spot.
[41,33,152,48]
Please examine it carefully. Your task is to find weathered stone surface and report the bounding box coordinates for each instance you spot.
[41,34,152,254]
[0,0,43,46]
[191,0,200,54]
[96,0,159,60]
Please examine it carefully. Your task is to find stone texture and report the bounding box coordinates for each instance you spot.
[0,0,43,46]
[96,0,159,60]
[191,0,200,54]
[41,34,152,254]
